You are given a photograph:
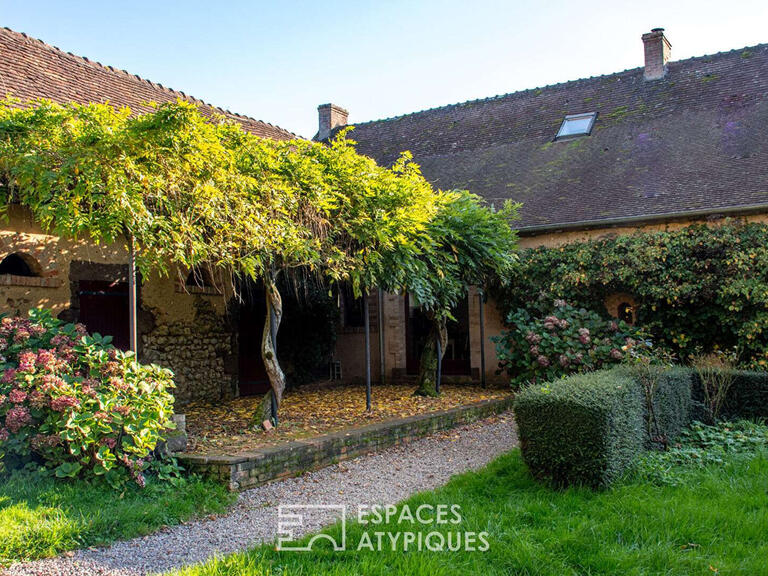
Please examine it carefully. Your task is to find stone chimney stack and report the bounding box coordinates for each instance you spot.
[642,28,672,80]
[317,103,349,140]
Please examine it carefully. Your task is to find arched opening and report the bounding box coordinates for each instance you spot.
[0,252,42,277]
[618,301,635,325]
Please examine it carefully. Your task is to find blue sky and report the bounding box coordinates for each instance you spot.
[2,0,767,137]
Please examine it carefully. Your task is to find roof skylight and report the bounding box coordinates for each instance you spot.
[555,112,597,140]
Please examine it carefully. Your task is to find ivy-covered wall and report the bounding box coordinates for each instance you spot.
[497,220,768,368]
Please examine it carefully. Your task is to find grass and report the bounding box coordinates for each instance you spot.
[171,444,768,575]
[0,471,234,565]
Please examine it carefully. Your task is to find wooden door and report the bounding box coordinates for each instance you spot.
[77,280,130,350]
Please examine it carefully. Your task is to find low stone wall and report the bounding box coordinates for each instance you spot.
[178,395,515,491]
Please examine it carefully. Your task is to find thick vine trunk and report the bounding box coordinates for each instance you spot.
[255,274,286,427]
[414,315,448,397]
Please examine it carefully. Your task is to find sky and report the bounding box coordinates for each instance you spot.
[1,0,767,138]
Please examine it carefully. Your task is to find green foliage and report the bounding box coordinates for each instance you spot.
[171,448,768,576]
[513,368,644,488]
[692,369,768,421]
[495,221,768,368]
[632,420,768,486]
[627,366,693,448]
[0,309,176,488]
[514,366,695,488]
[0,469,233,564]
[493,300,643,388]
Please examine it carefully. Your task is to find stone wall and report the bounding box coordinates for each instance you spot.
[1,205,237,403]
[141,299,237,405]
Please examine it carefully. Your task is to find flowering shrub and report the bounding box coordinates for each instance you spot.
[0,309,176,487]
[493,300,645,387]
[495,221,768,368]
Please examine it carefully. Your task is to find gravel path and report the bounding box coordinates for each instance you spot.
[5,411,517,576]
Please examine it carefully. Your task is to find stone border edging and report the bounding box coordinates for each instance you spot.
[177,395,514,491]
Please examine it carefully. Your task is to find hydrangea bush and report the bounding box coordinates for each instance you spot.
[0,309,176,487]
[493,300,645,388]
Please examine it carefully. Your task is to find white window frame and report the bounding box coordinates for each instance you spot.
[554,112,597,141]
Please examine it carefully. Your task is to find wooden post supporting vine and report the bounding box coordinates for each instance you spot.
[127,235,138,355]
[364,291,371,412]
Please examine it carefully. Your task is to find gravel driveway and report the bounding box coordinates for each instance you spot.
[4,411,517,576]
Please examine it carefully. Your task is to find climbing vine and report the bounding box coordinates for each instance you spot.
[495,221,768,368]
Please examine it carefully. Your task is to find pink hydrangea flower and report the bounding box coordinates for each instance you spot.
[559,354,570,367]
[17,351,37,372]
[610,348,623,360]
[28,389,49,408]
[0,427,9,442]
[100,436,117,449]
[1,368,16,384]
[8,388,27,404]
[537,355,551,367]
[543,316,559,331]
[5,406,31,432]
[36,349,57,371]
[113,405,132,416]
[50,395,80,412]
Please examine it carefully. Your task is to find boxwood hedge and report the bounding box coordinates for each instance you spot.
[515,366,767,488]
[514,369,644,488]
[514,367,695,488]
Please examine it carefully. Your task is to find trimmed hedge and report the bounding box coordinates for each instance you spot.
[643,367,693,446]
[691,370,768,421]
[514,367,694,488]
[514,369,644,488]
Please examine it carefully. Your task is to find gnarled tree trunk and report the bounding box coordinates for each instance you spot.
[414,314,448,397]
[256,273,286,426]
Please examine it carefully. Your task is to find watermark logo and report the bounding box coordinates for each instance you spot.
[276,503,488,553]
[277,505,346,551]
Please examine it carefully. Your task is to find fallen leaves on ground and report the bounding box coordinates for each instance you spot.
[184,383,511,455]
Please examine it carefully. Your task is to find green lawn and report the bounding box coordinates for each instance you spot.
[0,472,234,565]
[172,447,768,576]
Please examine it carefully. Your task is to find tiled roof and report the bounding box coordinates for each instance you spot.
[342,44,768,231]
[0,27,295,141]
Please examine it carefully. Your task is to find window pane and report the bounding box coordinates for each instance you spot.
[556,113,596,139]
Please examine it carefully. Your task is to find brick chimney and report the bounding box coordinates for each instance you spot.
[317,103,348,141]
[642,28,671,80]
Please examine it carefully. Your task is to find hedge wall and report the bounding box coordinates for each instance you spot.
[643,367,693,447]
[515,366,768,488]
[691,370,768,421]
[514,369,644,488]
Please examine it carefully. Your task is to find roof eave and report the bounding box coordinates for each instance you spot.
[517,203,768,236]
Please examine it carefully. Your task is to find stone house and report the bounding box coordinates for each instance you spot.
[0,27,297,403]
[317,29,768,383]
[2,27,768,399]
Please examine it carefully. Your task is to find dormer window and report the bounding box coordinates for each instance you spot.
[555,112,597,140]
